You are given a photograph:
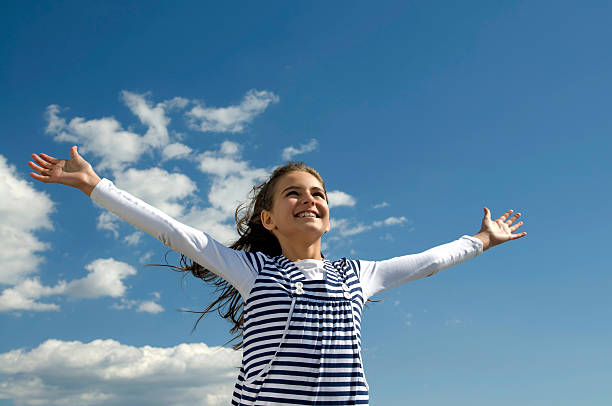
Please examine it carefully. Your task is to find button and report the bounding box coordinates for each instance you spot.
[342,283,349,292]
[296,287,304,295]
[343,291,351,299]
[295,282,303,289]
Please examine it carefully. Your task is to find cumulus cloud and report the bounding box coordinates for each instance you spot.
[0,258,137,312]
[45,105,147,172]
[63,258,136,299]
[0,339,240,406]
[121,91,171,148]
[197,141,268,218]
[0,278,64,312]
[281,138,318,161]
[327,190,356,208]
[187,89,279,133]
[162,142,192,161]
[114,168,197,218]
[0,155,54,284]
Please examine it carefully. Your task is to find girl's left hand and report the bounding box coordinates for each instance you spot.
[473,207,526,251]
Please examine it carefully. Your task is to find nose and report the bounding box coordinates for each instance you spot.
[302,192,315,205]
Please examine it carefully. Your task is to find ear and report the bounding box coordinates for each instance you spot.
[260,209,276,231]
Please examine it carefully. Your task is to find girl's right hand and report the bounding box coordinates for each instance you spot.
[28,146,101,196]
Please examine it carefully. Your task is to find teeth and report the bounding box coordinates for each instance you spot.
[299,212,316,218]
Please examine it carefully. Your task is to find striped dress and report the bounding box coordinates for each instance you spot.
[232,253,369,405]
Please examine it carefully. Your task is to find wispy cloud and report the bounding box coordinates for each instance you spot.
[281,138,318,161]
[0,339,240,406]
[331,216,409,237]
[187,89,279,133]
[373,201,389,209]
[97,212,120,238]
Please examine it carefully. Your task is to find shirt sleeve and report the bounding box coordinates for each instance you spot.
[359,235,483,300]
[90,178,260,300]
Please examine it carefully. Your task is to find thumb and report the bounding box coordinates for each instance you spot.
[70,145,81,161]
[483,207,491,222]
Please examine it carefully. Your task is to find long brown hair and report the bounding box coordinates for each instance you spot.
[172,162,326,350]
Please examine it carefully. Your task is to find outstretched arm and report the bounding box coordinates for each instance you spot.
[28,146,259,299]
[359,207,527,300]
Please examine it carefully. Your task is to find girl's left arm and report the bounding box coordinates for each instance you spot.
[359,207,526,300]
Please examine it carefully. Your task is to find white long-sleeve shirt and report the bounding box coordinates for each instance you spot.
[90,178,483,301]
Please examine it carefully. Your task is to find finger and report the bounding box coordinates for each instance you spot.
[510,221,524,232]
[498,209,514,222]
[508,232,527,240]
[38,153,62,165]
[29,172,52,182]
[505,212,522,225]
[28,161,50,175]
[31,154,53,169]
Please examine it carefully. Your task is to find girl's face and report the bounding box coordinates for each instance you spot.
[261,170,330,243]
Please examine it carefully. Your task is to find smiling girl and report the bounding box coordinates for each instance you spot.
[28,146,526,406]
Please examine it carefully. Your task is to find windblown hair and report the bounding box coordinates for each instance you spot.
[172,162,326,350]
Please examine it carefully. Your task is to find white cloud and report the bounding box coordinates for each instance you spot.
[114,168,197,218]
[0,278,64,312]
[97,212,120,238]
[0,339,240,406]
[45,105,148,172]
[123,232,142,246]
[0,258,137,312]
[0,155,54,284]
[121,91,170,148]
[136,300,164,314]
[162,142,192,161]
[112,294,164,314]
[331,218,372,237]
[281,138,318,161]
[187,89,279,133]
[373,201,389,209]
[331,216,409,237]
[327,190,356,208]
[372,216,407,227]
[64,258,136,299]
[197,142,268,218]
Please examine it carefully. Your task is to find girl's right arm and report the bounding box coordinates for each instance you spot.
[28,147,258,299]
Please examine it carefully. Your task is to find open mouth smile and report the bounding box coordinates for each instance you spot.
[295,210,319,218]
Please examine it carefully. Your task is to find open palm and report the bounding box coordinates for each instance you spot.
[28,146,100,195]
[478,207,526,249]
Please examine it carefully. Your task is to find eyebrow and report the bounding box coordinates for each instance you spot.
[281,185,326,194]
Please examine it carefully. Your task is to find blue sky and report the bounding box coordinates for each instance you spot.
[1,1,610,405]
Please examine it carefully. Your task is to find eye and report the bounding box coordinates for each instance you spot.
[286,190,298,196]
[314,192,325,198]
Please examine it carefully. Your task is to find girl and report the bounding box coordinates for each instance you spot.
[28,146,526,406]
